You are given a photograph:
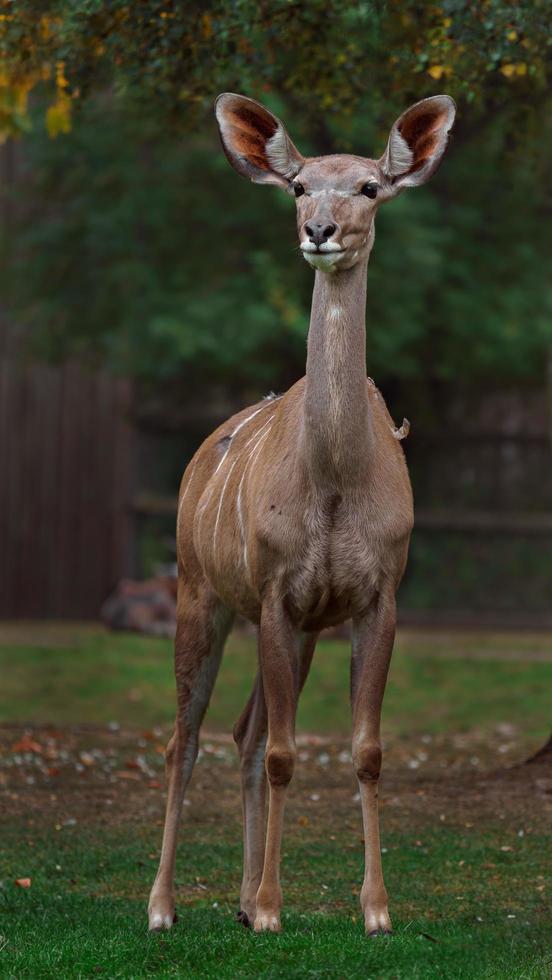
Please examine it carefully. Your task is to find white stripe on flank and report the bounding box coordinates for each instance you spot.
[247,428,271,483]
[213,457,238,554]
[211,405,267,479]
[236,424,273,575]
[196,402,273,553]
[243,414,274,450]
[236,474,247,570]
[230,403,268,440]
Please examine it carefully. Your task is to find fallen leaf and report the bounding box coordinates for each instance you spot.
[12,736,42,754]
[15,877,31,888]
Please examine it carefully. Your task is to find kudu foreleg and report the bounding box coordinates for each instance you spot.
[148,593,233,931]
[351,592,396,936]
[235,632,317,928]
[252,597,304,932]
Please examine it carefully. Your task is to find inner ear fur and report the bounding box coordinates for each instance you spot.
[381,95,456,188]
[215,93,304,187]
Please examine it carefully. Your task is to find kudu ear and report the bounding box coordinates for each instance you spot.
[215,93,304,188]
[379,95,456,188]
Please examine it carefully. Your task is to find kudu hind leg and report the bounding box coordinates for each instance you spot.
[148,593,233,931]
[233,673,268,927]
[351,593,396,936]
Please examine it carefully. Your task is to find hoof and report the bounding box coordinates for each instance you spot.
[364,906,392,935]
[254,911,281,933]
[148,903,177,932]
[236,909,251,929]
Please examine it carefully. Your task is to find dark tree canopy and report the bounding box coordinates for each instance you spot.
[1,1,551,139]
[1,1,551,398]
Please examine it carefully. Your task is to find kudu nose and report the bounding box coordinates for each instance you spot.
[304,222,337,247]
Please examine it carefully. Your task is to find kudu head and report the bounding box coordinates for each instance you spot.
[215,93,455,273]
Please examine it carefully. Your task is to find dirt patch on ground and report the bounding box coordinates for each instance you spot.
[1,724,551,841]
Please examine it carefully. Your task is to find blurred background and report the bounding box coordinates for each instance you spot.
[1,2,551,628]
[1,6,551,975]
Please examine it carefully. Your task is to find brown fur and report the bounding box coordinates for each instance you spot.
[148,92,455,936]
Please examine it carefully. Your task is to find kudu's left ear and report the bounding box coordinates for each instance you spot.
[215,93,304,188]
[379,95,456,188]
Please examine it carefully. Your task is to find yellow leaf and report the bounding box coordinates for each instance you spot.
[428,65,445,80]
[46,96,71,137]
[515,63,527,76]
[500,63,516,77]
[443,17,452,28]
[55,60,69,89]
[507,30,518,41]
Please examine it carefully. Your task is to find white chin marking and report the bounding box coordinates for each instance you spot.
[303,252,343,272]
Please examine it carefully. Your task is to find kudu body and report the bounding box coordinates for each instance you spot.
[148,93,455,935]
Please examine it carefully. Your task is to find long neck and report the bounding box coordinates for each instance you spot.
[302,259,371,488]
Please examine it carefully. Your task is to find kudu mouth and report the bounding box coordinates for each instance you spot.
[300,241,344,254]
[300,235,346,272]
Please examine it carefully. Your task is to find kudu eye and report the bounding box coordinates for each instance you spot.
[293,182,305,197]
[361,183,378,199]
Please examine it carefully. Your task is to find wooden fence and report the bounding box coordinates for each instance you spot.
[0,358,133,619]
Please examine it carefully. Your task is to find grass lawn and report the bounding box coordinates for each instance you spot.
[0,625,551,978]
[0,624,551,745]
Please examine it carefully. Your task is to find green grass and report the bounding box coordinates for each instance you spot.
[1,626,551,977]
[1,627,551,742]
[1,822,550,979]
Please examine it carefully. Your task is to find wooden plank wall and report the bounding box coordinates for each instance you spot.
[0,358,133,619]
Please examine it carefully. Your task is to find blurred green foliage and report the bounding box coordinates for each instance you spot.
[3,89,551,393]
[1,1,551,396]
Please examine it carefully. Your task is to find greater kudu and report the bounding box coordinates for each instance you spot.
[148,92,455,935]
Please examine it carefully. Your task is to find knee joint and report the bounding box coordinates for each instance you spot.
[232,717,246,750]
[164,733,177,774]
[265,744,296,787]
[353,742,382,783]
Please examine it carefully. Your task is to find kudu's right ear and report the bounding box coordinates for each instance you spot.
[215,93,304,188]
